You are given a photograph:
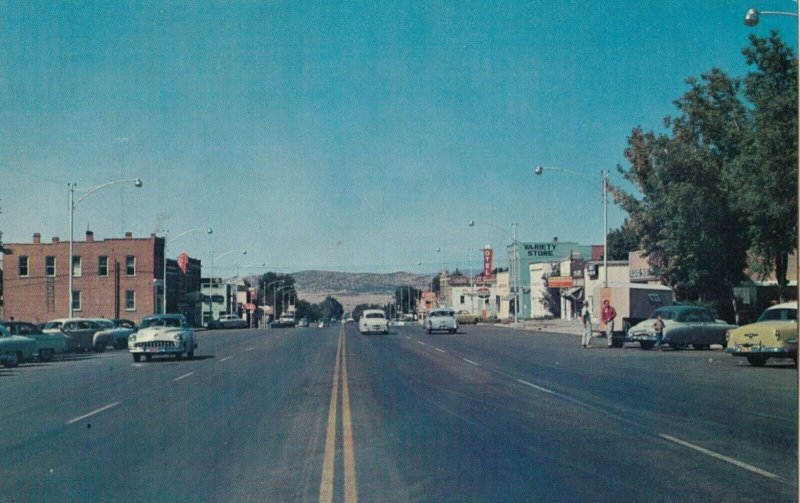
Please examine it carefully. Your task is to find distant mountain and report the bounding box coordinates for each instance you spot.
[291,270,431,295]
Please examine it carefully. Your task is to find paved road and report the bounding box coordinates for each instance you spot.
[1,323,796,502]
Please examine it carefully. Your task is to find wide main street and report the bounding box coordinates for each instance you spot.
[1,323,796,502]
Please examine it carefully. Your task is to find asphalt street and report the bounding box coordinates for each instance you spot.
[1,323,796,502]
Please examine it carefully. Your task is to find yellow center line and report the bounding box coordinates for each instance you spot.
[319,329,342,503]
[341,330,357,502]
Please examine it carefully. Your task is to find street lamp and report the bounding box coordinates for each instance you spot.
[68,178,142,317]
[207,249,246,323]
[162,227,213,314]
[265,279,284,324]
[534,165,609,288]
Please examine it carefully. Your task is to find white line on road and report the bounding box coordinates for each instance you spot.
[219,356,233,363]
[245,347,255,352]
[517,379,556,395]
[658,434,781,481]
[463,358,480,367]
[417,341,426,346]
[66,402,121,425]
[434,348,446,353]
[173,372,194,382]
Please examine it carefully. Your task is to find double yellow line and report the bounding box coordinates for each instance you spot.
[319,324,357,503]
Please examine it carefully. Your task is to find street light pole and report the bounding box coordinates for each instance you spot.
[469,219,518,321]
[534,165,610,288]
[68,178,142,317]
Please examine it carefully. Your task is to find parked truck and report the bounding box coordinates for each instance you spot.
[592,283,674,347]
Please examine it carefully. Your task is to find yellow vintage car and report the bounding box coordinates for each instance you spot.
[725,302,797,367]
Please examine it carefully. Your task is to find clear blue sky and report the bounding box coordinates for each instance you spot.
[1,1,796,274]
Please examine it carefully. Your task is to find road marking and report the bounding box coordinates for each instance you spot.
[658,434,781,480]
[173,372,194,382]
[463,358,480,367]
[405,336,412,340]
[66,402,121,425]
[219,356,233,363]
[341,329,357,502]
[434,347,446,353]
[416,341,426,346]
[517,379,555,395]
[319,330,343,503]
[245,347,255,352]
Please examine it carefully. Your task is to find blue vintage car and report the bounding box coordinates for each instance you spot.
[0,324,36,367]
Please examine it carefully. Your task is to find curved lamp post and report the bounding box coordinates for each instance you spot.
[534,165,609,288]
[68,178,142,317]
[162,227,213,314]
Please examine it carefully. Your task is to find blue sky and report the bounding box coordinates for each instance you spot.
[1,1,796,275]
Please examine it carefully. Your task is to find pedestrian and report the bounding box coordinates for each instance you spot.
[654,313,666,350]
[580,300,592,348]
[601,299,617,347]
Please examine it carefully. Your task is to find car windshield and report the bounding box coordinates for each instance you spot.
[432,310,454,317]
[365,313,385,319]
[757,307,798,322]
[141,317,182,328]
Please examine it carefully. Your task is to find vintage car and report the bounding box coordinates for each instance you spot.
[43,318,114,352]
[2,321,68,361]
[456,310,480,325]
[725,302,797,367]
[208,314,248,329]
[0,324,36,367]
[627,305,737,350]
[270,314,297,328]
[359,309,389,335]
[92,318,137,350]
[128,314,197,362]
[425,308,458,334]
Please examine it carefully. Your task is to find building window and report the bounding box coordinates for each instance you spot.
[71,290,81,311]
[72,256,82,277]
[18,256,29,277]
[98,256,108,276]
[45,256,56,277]
[125,256,135,276]
[460,295,465,304]
[125,290,136,311]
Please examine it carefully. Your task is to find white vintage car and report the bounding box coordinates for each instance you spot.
[128,314,196,362]
[359,309,389,335]
[425,308,458,334]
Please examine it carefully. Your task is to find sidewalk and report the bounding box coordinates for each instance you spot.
[507,318,585,336]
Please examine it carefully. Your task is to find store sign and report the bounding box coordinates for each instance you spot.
[547,276,573,288]
[483,248,493,277]
[476,287,491,299]
[177,252,188,274]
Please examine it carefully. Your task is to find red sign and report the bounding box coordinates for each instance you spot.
[476,287,491,299]
[547,276,574,288]
[243,303,256,311]
[483,248,493,277]
[177,252,188,274]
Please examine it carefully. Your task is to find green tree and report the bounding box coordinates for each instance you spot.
[606,219,640,260]
[731,32,798,301]
[320,296,344,320]
[393,286,421,314]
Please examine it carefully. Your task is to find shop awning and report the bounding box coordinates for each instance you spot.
[561,287,583,299]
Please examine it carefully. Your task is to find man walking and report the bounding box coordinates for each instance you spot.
[601,299,617,347]
[581,300,592,348]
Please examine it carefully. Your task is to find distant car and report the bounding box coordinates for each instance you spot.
[43,318,114,352]
[456,310,480,325]
[296,318,310,328]
[212,314,248,329]
[725,302,797,367]
[91,318,137,350]
[627,306,737,350]
[128,314,197,362]
[425,308,458,334]
[359,309,389,335]
[2,321,68,361]
[0,324,36,367]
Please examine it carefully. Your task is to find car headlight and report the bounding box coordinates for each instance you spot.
[174,333,182,341]
[129,334,136,342]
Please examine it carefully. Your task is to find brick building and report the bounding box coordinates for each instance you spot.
[2,231,202,324]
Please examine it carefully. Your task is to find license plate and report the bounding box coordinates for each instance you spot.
[147,347,160,353]
[740,346,751,353]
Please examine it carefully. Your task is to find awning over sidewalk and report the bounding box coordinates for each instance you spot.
[561,287,583,299]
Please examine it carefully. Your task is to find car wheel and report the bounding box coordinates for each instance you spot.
[3,352,20,368]
[746,355,768,367]
[39,349,54,362]
[611,339,624,348]
[640,341,654,350]
[187,345,195,360]
[132,354,141,362]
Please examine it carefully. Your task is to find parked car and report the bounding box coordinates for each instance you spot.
[2,321,68,361]
[425,308,458,334]
[296,318,310,328]
[0,324,36,367]
[43,318,113,352]
[627,305,737,350]
[92,318,137,350]
[359,309,389,335]
[456,310,480,325]
[128,314,196,362]
[208,314,248,329]
[725,302,797,367]
[270,314,297,328]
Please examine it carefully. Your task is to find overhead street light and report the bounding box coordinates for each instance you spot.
[534,165,609,288]
[68,178,142,317]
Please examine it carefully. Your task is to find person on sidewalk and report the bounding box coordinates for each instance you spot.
[580,300,593,348]
[601,299,617,347]
[654,313,666,350]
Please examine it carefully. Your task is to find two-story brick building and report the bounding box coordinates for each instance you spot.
[2,231,202,324]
